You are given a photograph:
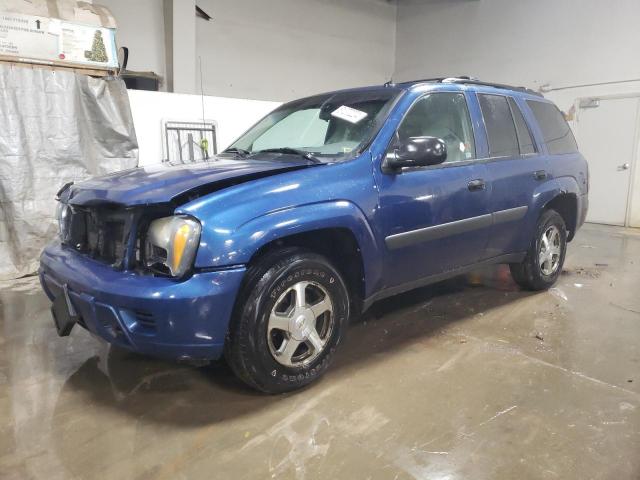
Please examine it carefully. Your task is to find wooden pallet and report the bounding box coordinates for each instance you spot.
[0,56,116,77]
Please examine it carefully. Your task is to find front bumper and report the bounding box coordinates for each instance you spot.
[39,240,246,361]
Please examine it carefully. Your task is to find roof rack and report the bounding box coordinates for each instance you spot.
[397,76,543,97]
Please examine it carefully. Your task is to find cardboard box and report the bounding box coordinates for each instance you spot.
[0,1,118,70]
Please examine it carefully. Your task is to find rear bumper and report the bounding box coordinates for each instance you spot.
[39,240,246,361]
[576,193,589,232]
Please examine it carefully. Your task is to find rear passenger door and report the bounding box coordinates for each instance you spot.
[478,93,547,257]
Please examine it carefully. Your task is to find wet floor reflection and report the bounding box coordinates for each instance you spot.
[1,224,639,479]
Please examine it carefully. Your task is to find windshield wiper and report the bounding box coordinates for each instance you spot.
[222,147,251,157]
[253,148,322,164]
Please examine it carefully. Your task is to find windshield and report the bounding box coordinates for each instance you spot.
[225,89,401,162]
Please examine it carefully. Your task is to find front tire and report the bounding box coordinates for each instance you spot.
[510,209,567,291]
[225,248,349,393]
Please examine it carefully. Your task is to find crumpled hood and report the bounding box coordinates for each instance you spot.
[66,157,314,206]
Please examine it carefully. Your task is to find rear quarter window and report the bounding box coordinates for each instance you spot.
[527,100,578,155]
[508,98,536,155]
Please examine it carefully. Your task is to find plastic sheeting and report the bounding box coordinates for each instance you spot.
[0,64,138,280]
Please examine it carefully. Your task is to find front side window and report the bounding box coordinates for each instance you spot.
[226,89,401,162]
[396,92,476,163]
[527,100,578,155]
[478,94,520,158]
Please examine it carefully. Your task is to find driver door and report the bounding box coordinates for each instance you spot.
[374,91,491,289]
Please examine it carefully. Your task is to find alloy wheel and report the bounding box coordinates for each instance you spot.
[539,225,562,276]
[267,281,334,367]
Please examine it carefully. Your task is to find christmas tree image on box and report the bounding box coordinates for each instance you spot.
[84,30,108,63]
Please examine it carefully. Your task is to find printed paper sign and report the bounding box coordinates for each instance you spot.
[331,105,368,124]
[0,14,58,60]
[60,22,117,67]
[0,12,117,68]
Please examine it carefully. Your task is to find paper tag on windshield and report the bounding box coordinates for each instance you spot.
[331,106,368,124]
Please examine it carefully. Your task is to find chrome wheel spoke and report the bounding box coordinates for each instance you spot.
[306,328,324,352]
[268,311,291,332]
[294,282,308,309]
[278,337,302,366]
[541,234,550,252]
[310,298,332,319]
[539,250,548,266]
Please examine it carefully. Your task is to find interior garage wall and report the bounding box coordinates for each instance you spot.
[394,0,640,91]
[101,0,397,101]
[394,0,640,227]
[547,83,640,228]
[99,0,166,85]
[195,0,397,101]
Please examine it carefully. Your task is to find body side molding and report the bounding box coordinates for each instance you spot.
[385,206,529,250]
[386,214,493,250]
[492,205,528,225]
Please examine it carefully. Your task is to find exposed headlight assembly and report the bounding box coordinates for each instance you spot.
[144,215,202,277]
[56,201,73,243]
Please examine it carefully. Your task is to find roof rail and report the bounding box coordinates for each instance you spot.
[442,77,543,97]
[400,76,544,97]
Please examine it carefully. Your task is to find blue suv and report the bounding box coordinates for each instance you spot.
[40,78,588,393]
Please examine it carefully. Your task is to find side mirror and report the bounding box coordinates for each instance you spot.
[384,136,447,171]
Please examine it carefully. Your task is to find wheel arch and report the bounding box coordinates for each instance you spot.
[249,227,367,316]
[198,200,383,308]
[543,192,578,241]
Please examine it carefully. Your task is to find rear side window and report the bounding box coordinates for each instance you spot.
[527,100,578,155]
[508,98,536,154]
[478,94,519,157]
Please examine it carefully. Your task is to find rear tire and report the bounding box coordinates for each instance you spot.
[225,247,349,393]
[510,209,567,291]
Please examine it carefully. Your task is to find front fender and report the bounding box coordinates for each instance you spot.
[190,200,383,295]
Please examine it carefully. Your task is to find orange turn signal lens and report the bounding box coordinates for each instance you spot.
[172,224,192,272]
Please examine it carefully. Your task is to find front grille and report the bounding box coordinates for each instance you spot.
[63,206,134,268]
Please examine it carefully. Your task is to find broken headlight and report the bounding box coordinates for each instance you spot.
[144,215,201,277]
[56,201,73,243]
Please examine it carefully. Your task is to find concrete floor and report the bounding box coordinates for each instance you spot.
[0,223,639,480]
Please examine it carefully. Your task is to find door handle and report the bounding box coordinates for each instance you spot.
[467,179,486,191]
[533,170,547,180]
[617,163,630,171]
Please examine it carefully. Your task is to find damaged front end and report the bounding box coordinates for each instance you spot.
[41,179,251,362]
[54,157,319,277]
[55,200,176,275]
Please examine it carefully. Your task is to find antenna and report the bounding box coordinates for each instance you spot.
[198,56,210,160]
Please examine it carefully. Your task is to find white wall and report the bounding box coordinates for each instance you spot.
[127,90,279,166]
[395,0,640,91]
[99,0,166,85]
[394,0,640,227]
[101,0,397,101]
[194,0,397,101]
